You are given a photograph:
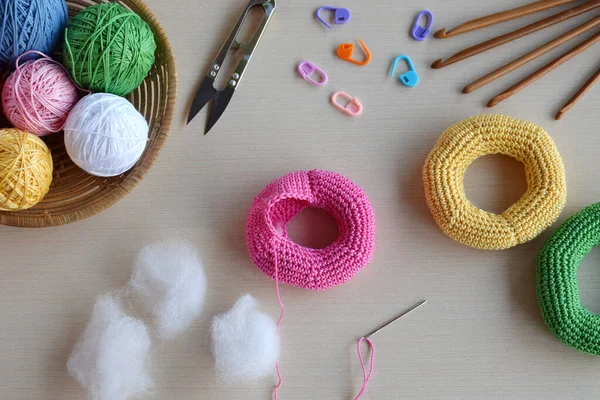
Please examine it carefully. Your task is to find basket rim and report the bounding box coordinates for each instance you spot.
[0,0,178,228]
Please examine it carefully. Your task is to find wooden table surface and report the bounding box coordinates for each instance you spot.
[3,1,600,399]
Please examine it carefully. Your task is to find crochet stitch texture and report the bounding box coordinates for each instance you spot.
[423,115,567,250]
[246,170,376,290]
[537,203,600,356]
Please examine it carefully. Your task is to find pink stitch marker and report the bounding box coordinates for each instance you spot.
[331,91,363,116]
[298,61,328,86]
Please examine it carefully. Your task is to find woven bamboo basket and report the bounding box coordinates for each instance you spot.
[0,0,177,228]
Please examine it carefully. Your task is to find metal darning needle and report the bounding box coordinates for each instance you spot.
[363,300,427,339]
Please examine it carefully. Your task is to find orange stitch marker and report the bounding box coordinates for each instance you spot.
[336,39,371,66]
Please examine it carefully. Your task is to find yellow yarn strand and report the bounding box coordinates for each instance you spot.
[0,128,53,211]
[423,115,567,250]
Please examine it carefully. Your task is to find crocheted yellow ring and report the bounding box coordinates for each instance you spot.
[423,115,567,250]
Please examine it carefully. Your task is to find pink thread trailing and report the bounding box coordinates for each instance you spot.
[271,243,284,400]
[2,51,81,136]
[354,337,375,400]
[246,170,376,398]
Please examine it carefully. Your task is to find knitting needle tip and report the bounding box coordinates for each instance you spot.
[431,59,444,69]
[487,95,504,107]
[434,28,449,39]
[555,109,567,120]
[462,85,474,94]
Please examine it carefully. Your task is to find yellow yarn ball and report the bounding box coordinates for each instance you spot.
[0,128,53,211]
[423,115,567,250]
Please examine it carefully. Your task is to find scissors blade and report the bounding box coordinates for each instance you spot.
[204,86,235,135]
[187,78,217,125]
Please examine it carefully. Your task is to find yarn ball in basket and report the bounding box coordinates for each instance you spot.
[2,52,80,136]
[0,0,68,68]
[63,93,149,177]
[0,128,53,211]
[0,76,7,128]
[63,3,156,96]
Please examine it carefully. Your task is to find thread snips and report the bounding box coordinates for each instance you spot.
[187,0,276,134]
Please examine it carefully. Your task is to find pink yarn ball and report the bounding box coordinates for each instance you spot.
[2,54,79,136]
[0,76,7,128]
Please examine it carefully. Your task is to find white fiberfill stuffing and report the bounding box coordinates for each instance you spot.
[67,294,151,400]
[130,240,207,339]
[211,294,280,384]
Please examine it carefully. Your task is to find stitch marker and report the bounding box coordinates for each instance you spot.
[298,61,328,86]
[390,55,419,87]
[412,10,434,41]
[316,6,351,30]
[331,91,363,116]
[337,39,371,66]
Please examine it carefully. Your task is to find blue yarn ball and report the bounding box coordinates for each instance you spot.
[0,0,68,69]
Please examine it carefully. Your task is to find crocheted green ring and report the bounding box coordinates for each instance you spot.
[537,202,600,356]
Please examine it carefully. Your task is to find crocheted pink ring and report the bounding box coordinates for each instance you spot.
[246,170,376,291]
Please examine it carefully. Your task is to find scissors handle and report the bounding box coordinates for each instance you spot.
[205,0,276,91]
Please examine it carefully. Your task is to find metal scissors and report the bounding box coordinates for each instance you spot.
[187,0,276,134]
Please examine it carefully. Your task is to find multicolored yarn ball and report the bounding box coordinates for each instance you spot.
[423,114,567,250]
[0,128,53,211]
[63,93,149,177]
[63,3,156,96]
[2,52,80,136]
[0,0,68,68]
[246,170,376,290]
[537,203,600,356]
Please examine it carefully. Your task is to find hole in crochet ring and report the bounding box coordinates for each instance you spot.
[578,246,600,315]
[463,154,527,215]
[287,207,339,249]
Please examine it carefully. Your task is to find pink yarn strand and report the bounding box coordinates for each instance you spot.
[14,50,89,93]
[272,242,285,400]
[254,177,375,399]
[273,248,286,328]
[354,337,375,400]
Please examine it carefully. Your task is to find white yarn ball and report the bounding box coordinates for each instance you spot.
[67,294,151,400]
[129,240,207,339]
[64,93,149,177]
[211,294,280,384]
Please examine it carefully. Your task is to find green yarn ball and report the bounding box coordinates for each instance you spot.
[537,202,600,356]
[63,3,156,96]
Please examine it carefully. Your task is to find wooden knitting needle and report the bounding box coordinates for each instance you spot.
[464,14,600,93]
[488,29,600,107]
[432,0,600,69]
[434,0,578,39]
[556,66,600,119]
